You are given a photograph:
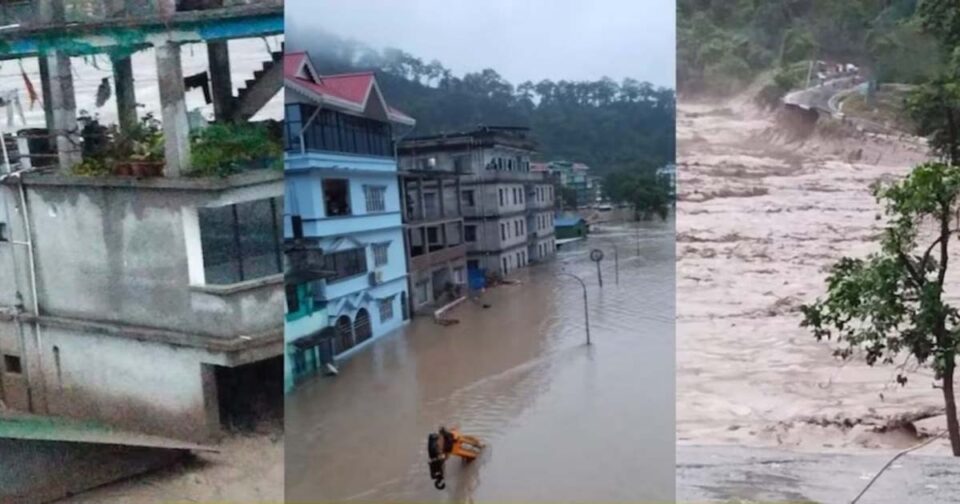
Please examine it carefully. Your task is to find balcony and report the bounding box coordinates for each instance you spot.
[410,243,468,272]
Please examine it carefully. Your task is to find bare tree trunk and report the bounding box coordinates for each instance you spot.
[943,357,960,456]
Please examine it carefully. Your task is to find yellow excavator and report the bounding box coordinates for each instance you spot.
[427,426,484,489]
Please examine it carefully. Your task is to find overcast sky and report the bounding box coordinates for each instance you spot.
[286,0,675,88]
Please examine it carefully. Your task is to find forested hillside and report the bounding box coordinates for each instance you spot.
[287,29,675,176]
[678,0,943,95]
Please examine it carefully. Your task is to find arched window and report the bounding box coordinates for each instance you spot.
[354,308,373,344]
[335,315,353,354]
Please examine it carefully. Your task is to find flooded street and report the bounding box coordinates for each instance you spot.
[676,97,956,454]
[286,216,675,502]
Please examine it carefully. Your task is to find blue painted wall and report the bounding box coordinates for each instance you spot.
[285,151,409,356]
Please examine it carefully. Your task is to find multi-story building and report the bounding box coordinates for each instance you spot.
[396,156,468,315]
[284,52,413,358]
[398,127,556,279]
[283,234,331,392]
[552,161,592,208]
[0,1,285,443]
[657,163,677,199]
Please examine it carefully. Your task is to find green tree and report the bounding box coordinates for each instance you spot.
[603,169,672,221]
[908,78,960,164]
[559,186,578,210]
[800,163,960,456]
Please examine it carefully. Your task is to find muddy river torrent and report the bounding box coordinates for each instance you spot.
[677,97,956,455]
[286,216,675,502]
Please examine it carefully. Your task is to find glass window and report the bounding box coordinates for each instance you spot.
[286,284,300,314]
[427,226,440,245]
[323,179,351,217]
[462,190,475,207]
[322,248,368,283]
[199,197,283,285]
[297,108,393,156]
[364,185,386,213]
[373,243,389,267]
[379,297,394,322]
[465,225,477,242]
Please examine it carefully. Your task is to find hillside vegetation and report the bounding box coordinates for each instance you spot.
[287,28,675,177]
[678,0,942,97]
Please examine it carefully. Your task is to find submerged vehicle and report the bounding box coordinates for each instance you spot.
[426,426,485,490]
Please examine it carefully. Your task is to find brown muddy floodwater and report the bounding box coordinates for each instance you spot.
[286,216,675,502]
[676,98,957,454]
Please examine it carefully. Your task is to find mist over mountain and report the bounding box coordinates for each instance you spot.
[287,27,676,175]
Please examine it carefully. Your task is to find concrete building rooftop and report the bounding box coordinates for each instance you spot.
[0,2,283,61]
[0,410,216,451]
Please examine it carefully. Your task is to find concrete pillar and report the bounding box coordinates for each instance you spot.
[155,42,191,176]
[201,364,222,441]
[46,52,81,172]
[36,0,79,171]
[456,177,463,216]
[157,0,177,17]
[417,177,425,221]
[208,42,234,121]
[112,57,138,134]
[398,176,408,222]
[438,178,445,218]
[38,58,54,136]
[107,0,138,134]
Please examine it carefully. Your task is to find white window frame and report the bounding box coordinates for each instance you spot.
[364,185,387,213]
[373,242,390,267]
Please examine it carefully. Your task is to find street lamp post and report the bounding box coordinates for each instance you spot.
[600,238,619,286]
[636,221,642,258]
[560,272,591,345]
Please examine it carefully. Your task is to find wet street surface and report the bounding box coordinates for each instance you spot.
[286,216,675,502]
[678,444,960,504]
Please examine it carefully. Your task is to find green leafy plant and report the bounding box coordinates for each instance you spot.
[120,113,164,162]
[73,156,111,177]
[801,163,960,456]
[188,122,282,177]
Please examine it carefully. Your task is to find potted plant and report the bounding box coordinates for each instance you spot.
[126,114,164,177]
[105,114,164,177]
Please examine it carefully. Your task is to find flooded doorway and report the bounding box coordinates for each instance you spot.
[213,356,283,431]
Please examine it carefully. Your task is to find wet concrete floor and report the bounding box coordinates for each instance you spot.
[286,216,675,502]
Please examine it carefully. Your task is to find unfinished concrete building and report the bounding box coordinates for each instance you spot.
[398,126,556,279]
[0,0,284,443]
[396,155,467,315]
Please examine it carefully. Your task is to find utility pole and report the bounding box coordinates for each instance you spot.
[560,272,590,345]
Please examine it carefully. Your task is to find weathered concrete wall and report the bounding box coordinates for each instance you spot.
[38,325,219,441]
[10,173,283,340]
[0,438,186,504]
